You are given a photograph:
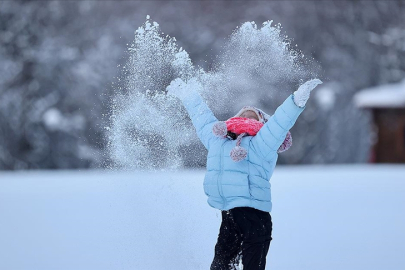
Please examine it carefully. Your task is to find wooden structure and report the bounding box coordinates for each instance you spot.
[354,80,405,163]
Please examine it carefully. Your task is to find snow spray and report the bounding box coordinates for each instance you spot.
[107,16,316,170]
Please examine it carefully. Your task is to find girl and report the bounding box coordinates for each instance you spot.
[167,77,322,270]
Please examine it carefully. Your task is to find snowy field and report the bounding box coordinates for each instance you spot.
[1,165,404,270]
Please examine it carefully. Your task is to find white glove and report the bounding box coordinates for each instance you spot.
[293,79,323,107]
[172,50,194,80]
[166,77,202,101]
[167,78,188,100]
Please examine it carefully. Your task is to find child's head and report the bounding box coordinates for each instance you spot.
[212,105,292,162]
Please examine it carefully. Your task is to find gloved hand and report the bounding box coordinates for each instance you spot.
[171,50,194,80]
[293,79,323,107]
[166,77,202,101]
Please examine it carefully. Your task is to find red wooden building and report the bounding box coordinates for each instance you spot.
[354,79,405,163]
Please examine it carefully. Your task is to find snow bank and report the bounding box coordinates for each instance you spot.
[0,165,404,270]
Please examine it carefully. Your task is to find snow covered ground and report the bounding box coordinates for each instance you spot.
[0,165,404,270]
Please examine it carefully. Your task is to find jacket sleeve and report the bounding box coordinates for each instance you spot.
[250,94,305,161]
[180,91,220,150]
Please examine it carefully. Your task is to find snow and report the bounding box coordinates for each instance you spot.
[42,107,86,132]
[315,85,336,111]
[353,79,405,108]
[42,107,63,130]
[1,165,404,270]
[108,18,316,170]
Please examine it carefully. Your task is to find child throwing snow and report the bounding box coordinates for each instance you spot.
[167,77,322,270]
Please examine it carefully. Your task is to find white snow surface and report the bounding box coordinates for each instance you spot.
[1,165,404,270]
[353,79,405,108]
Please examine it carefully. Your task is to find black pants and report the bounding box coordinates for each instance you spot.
[210,207,273,270]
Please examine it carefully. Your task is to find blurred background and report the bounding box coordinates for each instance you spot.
[1,0,405,170]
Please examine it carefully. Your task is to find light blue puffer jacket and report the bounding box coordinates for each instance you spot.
[181,91,305,212]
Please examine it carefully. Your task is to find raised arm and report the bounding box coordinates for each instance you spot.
[166,78,220,149]
[251,79,322,161]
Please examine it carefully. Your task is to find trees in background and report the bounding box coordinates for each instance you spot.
[0,1,124,169]
[0,0,404,169]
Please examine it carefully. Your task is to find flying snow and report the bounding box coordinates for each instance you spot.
[107,16,316,170]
